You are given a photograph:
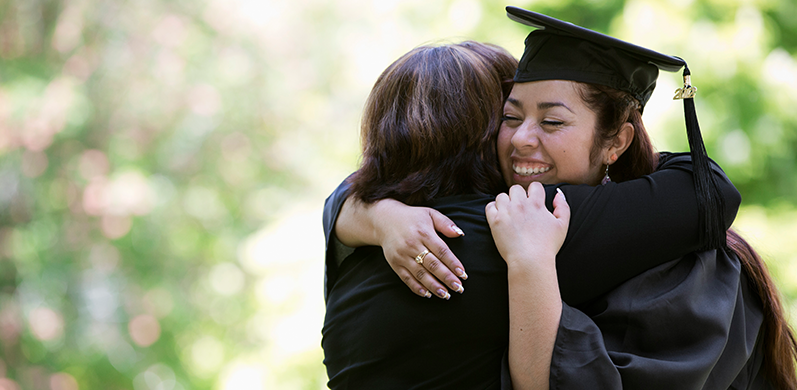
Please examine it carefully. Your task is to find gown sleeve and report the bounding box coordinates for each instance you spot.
[322,177,353,301]
[551,153,742,305]
[543,249,767,390]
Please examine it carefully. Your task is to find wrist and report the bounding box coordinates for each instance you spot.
[338,196,381,247]
[505,253,557,272]
[368,199,395,245]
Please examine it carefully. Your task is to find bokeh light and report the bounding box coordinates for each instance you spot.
[28,307,64,341]
[49,373,79,390]
[0,378,21,390]
[128,314,161,348]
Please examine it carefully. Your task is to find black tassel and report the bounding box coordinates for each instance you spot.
[682,65,726,250]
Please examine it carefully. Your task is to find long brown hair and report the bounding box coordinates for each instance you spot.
[579,82,797,389]
[348,42,517,205]
[727,229,797,389]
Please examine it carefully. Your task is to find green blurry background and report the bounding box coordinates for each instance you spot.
[1,0,796,388]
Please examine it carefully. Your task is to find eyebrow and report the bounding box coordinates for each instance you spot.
[506,97,575,114]
[537,101,574,113]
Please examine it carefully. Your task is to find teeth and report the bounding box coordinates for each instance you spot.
[513,165,551,176]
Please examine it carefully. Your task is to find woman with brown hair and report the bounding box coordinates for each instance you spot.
[322,40,522,388]
[323,7,796,390]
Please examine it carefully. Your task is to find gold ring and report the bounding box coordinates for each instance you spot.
[415,249,430,265]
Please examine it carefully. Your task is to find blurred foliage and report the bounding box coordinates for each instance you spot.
[0,0,795,389]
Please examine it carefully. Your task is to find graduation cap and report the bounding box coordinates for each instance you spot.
[506,6,726,250]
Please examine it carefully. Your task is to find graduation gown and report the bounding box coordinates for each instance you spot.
[322,153,769,389]
[535,248,770,390]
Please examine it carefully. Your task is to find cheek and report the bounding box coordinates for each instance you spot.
[569,132,595,162]
[497,128,512,153]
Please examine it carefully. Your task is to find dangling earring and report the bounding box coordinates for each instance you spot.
[601,153,617,185]
[601,164,611,185]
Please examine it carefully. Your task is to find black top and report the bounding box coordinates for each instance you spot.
[323,194,509,389]
[322,153,766,389]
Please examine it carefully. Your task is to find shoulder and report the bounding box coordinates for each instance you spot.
[656,151,729,176]
[656,151,692,170]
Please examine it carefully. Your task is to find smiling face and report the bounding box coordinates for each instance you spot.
[498,80,605,188]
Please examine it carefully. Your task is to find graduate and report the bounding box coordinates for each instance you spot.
[492,7,796,389]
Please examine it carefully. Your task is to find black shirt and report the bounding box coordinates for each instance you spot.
[323,194,508,389]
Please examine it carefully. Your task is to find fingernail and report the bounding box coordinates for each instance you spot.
[451,224,464,236]
[453,282,464,294]
[420,288,431,298]
[557,188,566,201]
[456,268,468,280]
[437,289,451,300]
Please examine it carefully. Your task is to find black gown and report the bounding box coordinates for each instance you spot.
[321,153,770,389]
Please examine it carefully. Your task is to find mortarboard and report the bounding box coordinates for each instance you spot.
[506,6,726,250]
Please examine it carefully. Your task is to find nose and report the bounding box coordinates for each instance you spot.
[511,122,540,150]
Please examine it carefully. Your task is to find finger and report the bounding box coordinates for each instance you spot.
[494,192,510,209]
[419,231,468,280]
[553,188,571,222]
[412,262,452,300]
[508,184,527,200]
[393,266,433,298]
[485,201,497,222]
[421,251,466,293]
[527,182,546,205]
[429,209,464,238]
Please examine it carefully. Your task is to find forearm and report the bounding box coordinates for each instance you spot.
[334,195,382,247]
[506,259,562,390]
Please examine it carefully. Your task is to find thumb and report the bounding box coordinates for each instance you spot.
[485,201,497,225]
[553,188,571,223]
[430,209,464,238]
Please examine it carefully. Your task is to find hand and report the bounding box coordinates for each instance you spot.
[336,195,469,299]
[485,183,570,270]
[371,199,468,299]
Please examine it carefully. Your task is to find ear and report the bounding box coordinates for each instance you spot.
[605,122,634,163]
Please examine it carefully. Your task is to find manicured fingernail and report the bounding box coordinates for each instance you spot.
[456,268,468,280]
[451,225,464,236]
[556,188,566,201]
[453,282,464,294]
[420,288,431,298]
[437,289,451,300]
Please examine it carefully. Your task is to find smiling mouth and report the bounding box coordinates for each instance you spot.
[512,165,552,176]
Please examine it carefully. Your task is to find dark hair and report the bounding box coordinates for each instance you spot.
[348,42,517,205]
[579,83,797,389]
[727,229,797,390]
[577,83,657,183]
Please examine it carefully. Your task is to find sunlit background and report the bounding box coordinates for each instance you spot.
[0,0,796,389]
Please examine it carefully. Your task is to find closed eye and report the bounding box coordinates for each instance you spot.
[541,120,564,127]
[501,115,521,122]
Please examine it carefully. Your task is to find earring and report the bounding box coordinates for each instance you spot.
[601,154,618,185]
[601,164,611,185]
